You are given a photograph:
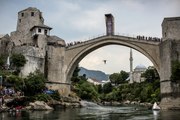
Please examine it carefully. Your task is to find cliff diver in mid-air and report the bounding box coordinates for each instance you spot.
[103,60,107,64]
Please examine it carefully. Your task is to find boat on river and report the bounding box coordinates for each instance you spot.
[152,102,160,110]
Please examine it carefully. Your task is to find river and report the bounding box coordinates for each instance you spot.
[0,101,180,120]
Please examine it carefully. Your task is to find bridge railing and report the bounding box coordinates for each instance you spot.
[66,33,162,47]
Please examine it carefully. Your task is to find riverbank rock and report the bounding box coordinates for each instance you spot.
[123,100,131,104]
[0,104,9,112]
[99,101,122,106]
[26,101,53,110]
[48,99,81,109]
[139,102,152,109]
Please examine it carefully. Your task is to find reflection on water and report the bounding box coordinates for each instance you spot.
[0,105,180,120]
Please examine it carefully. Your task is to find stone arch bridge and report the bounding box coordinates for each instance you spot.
[46,34,180,110]
[47,32,179,107]
[65,35,160,82]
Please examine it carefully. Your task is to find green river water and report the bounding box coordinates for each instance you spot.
[0,103,180,120]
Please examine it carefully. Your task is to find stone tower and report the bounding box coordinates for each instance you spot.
[16,7,44,33]
[10,7,53,76]
[11,7,51,47]
[105,14,114,35]
[9,7,69,96]
[160,17,180,109]
[129,48,133,83]
[162,17,180,41]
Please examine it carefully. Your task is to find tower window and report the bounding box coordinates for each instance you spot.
[44,30,48,35]
[21,13,24,17]
[31,12,34,16]
[38,28,41,33]
[19,19,21,23]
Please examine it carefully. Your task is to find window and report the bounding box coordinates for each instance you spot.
[38,28,41,33]
[19,19,21,23]
[31,12,34,16]
[44,30,48,35]
[21,13,24,17]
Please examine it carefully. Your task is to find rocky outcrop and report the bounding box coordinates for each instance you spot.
[26,101,53,110]
[48,95,81,109]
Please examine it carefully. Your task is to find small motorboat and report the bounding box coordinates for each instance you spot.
[152,102,160,110]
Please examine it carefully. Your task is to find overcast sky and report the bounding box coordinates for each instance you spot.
[0,0,179,74]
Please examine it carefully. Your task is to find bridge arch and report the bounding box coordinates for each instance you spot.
[65,35,160,82]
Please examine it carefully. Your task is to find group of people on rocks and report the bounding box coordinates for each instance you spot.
[0,87,24,108]
[136,35,161,42]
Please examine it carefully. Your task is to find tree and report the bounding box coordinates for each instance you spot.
[97,84,103,94]
[6,74,24,91]
[23,70,46,96]
[109,73,119,85]
[119,70,129,83]
[10,53,26,68]
[76,80,98,100]
[102,82,113,94]
[71,66,81,83]
[109,70,129,85]
[0,54,8,70]
[73,66,80,77]
[142,67,159,83]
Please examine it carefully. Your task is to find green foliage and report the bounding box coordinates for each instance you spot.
[71,66,81,83]
[97,84,103,94]
[6,74,24,91]
[0,54,9,70]
[120,71,129,82]
[108,81,160,103]
[171,60,180,81]
[109,70,129,85]
[141,67,159,82]
[109,73,119,85]
[75,80,98,101]
[50,90,61,101]
[73,66,80,77]
[71,66,160,103]
[11,53,26,68]
[102,82,113,94]
[23,70,46,96]
[0,56,4,67]
[104,90,119,101]
[34,91,61,102]
[35,93,51,102]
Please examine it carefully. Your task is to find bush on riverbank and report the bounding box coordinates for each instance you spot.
[71,66,160,104]
[74,79,99,101]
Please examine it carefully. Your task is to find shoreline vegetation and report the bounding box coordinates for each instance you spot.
[0,94,155,112]
[0,54,160,112]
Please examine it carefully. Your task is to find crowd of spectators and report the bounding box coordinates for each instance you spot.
[66,35,162,47]
[66,41,84,47]
[0,87,24,108]
[136,35,162,42]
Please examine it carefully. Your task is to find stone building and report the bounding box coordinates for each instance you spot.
[132,64,147,83]
[128,49,147,83]
[0,7,69,95]
[8,7,65,77]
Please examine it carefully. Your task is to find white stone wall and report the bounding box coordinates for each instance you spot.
[13,46,45,77]
[132,72,142,83]
[21,55,44,76]
[47,46,66,83]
